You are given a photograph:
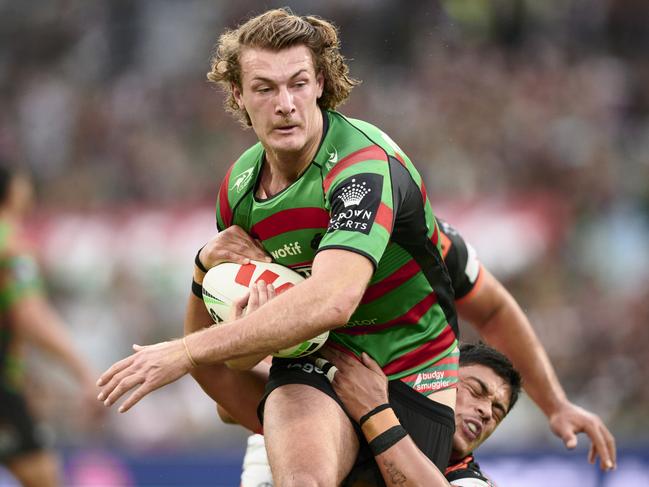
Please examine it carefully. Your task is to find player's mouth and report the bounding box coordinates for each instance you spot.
[462,418,482,442]
[274,124,299,134]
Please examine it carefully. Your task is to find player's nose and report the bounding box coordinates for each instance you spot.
[275,86,295,116]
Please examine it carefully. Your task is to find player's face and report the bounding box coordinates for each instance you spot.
[451,364,512,460]
[233,45,324,161]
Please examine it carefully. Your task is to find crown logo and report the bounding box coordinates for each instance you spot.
[338,179,371,207]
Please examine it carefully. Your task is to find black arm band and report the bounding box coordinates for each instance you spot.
[368,425,408,456]
[194,246,208,273]
[359,403,391,427]
[191,279,203,299]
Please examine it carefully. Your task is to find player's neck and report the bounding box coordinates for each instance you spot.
[260,116,323,197]
[257,160,305,198]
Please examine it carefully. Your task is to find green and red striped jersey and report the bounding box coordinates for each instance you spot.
[0,221,43,391]
[216,110,458,380]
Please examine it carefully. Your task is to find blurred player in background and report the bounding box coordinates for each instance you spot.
[0,164,100,487]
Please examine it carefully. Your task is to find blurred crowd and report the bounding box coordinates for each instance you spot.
[1,0,647,451]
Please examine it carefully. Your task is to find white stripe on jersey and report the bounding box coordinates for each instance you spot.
[464,242,480,284]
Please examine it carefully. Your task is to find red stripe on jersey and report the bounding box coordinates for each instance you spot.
[218,166,234,228]
[431,220,440,247]
[338,293,438,336]
[394,152,407,167]
[361,260,420,304]
[445,456,474,475]
[251,207,330,240]
[323,146,387,193]
[235,263,256,287]
[256,270,279,285]
[382,324,456,376]
[420,180,428,206]
[375,202,393,234]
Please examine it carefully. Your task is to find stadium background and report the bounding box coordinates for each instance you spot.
[1,0,648,485]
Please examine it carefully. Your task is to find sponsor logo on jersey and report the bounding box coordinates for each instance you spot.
[409,370,453,393]
[327,174,382,235]
[337,178,372,208]
[345,318,378,327]
[269,241,302,259]
[230,167,254,193]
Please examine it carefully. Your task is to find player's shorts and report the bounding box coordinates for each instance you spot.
[258,357,455,484]
[0,388,46,463]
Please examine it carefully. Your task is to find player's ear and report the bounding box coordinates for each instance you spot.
[232,83,245,109]
[315,71,324,99]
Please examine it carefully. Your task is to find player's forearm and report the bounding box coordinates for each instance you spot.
[375,441,450,487]
[184,266,215,335]
[186,275,350,364]
[184,291,215,335]
[362,407,449,487]
[474,288,569,416]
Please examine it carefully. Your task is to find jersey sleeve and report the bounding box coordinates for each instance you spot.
[318,155,393,268]
[215,165,235,231]
[438,219,482,300]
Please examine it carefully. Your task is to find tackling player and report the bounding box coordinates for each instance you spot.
[232,220,614,485]
[322,342,520,487]
[240,342,521,487]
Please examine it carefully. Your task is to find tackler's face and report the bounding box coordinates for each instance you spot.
[452,364,512,460]
[233,45,324,160]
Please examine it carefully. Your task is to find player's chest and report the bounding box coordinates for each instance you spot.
[233,176,327,275]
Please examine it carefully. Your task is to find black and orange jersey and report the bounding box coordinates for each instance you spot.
[445,454,496,486]
[437,219,484,302]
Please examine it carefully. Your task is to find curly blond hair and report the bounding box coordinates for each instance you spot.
[207,8,360,126]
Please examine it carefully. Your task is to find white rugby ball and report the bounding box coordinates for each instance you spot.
[201,260,329,358]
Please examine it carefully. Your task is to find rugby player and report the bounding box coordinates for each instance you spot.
[239,342,521,487]
[0,165,100,487]
[97,8,615,483]
[99,9,461,483]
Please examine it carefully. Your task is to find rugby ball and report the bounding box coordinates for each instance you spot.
[201,260,329,358]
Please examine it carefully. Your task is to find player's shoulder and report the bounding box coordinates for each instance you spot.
[445,456,496,487]
[321,111,411,187]
[332,111,402,157]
